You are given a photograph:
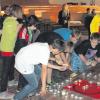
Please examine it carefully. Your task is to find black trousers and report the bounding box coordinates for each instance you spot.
[17,74,28,90]
[0,55,15,92]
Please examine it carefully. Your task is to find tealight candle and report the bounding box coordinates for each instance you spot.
[61,90,66,96]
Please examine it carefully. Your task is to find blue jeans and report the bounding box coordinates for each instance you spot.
[71,52,87,73]
[14,64,41,100]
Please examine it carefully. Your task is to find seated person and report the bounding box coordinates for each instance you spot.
[54,27,81,64]
[71,33,100,73]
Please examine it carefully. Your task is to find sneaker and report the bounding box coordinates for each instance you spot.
[8,80,18,87]
[28,92,36,97]
[0,91,14,99]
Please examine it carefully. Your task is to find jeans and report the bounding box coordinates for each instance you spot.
[71,52,87,73]
[14,64,41,100]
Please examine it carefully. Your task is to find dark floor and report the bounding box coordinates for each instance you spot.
[1,64,100,100]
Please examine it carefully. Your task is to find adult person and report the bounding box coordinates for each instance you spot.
[58,4,70,28]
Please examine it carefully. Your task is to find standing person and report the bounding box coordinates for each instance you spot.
[71,33,100,73]
[14,38,65,100]
[27,15,40,43]
[17,14,41,91]
[58,4,70,28]
[90,14,100,34]
[2,5,10,20]
[0,4,23,99]
[83,8,93,39]
[91,9,96,17]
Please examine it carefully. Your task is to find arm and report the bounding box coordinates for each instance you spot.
[55,53,70,68]
[48,63,67,71]
[79,54,87,64]
[55,53,64,65]
[60,52,67,64]
[79,54,91,65]
[49,56,55,61]
[40,64,47,96]
[95,57,100,63]
[80,54,98,66]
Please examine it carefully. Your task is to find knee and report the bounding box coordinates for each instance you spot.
[30,80,38,89]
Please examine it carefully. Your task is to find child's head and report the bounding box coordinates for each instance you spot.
[50,39,65,55]
[90,33,100,48]
[28,15,39,26]
[27,15,39,30]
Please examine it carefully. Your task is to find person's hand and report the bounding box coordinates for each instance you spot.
[62,63,72,70]
[62,63,70,67]
[58,66,67,71]
[40,87,46,96]
[55,60,63,65]
[91,60,97,66]
[85,60,91,66]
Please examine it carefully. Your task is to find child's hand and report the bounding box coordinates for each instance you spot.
[91,60,97,66]
[55,60,63,65]
[62,63,72,70]
[58,66,67,71]
[85,60,91,66]
[62,63,69,67]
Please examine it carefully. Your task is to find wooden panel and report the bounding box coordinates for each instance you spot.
[23,5,100,22]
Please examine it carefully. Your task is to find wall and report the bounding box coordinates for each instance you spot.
[1,0,100,6]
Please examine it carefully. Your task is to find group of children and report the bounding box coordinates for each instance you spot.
[0,4,100,100]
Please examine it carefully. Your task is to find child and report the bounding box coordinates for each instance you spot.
[36,32,70,84]
[71,33,100,73]
[14,37,66,100]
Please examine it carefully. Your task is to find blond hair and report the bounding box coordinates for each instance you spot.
[9,4,23,19]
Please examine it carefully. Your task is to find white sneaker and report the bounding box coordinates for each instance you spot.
[0,91,14,99]
[8,80,18,87]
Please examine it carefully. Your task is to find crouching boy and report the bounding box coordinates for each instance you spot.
[14,38,65,100]
[71,33,100,73]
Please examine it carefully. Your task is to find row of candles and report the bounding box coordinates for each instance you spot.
[47,72,100,100]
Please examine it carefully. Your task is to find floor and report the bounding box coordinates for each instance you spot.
[2,64,100,100]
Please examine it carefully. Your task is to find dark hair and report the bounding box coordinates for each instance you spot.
[90,33,100,40]
[52,39,65,51]
[36,31,63,44]
[17,15,28,26]
[87,8,90,12]
[28,15,39,26]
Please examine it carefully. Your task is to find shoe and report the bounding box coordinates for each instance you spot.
[8,80,18,87]
[28,89,39,97]
[0,91,14,99]
[28,92,36,97]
